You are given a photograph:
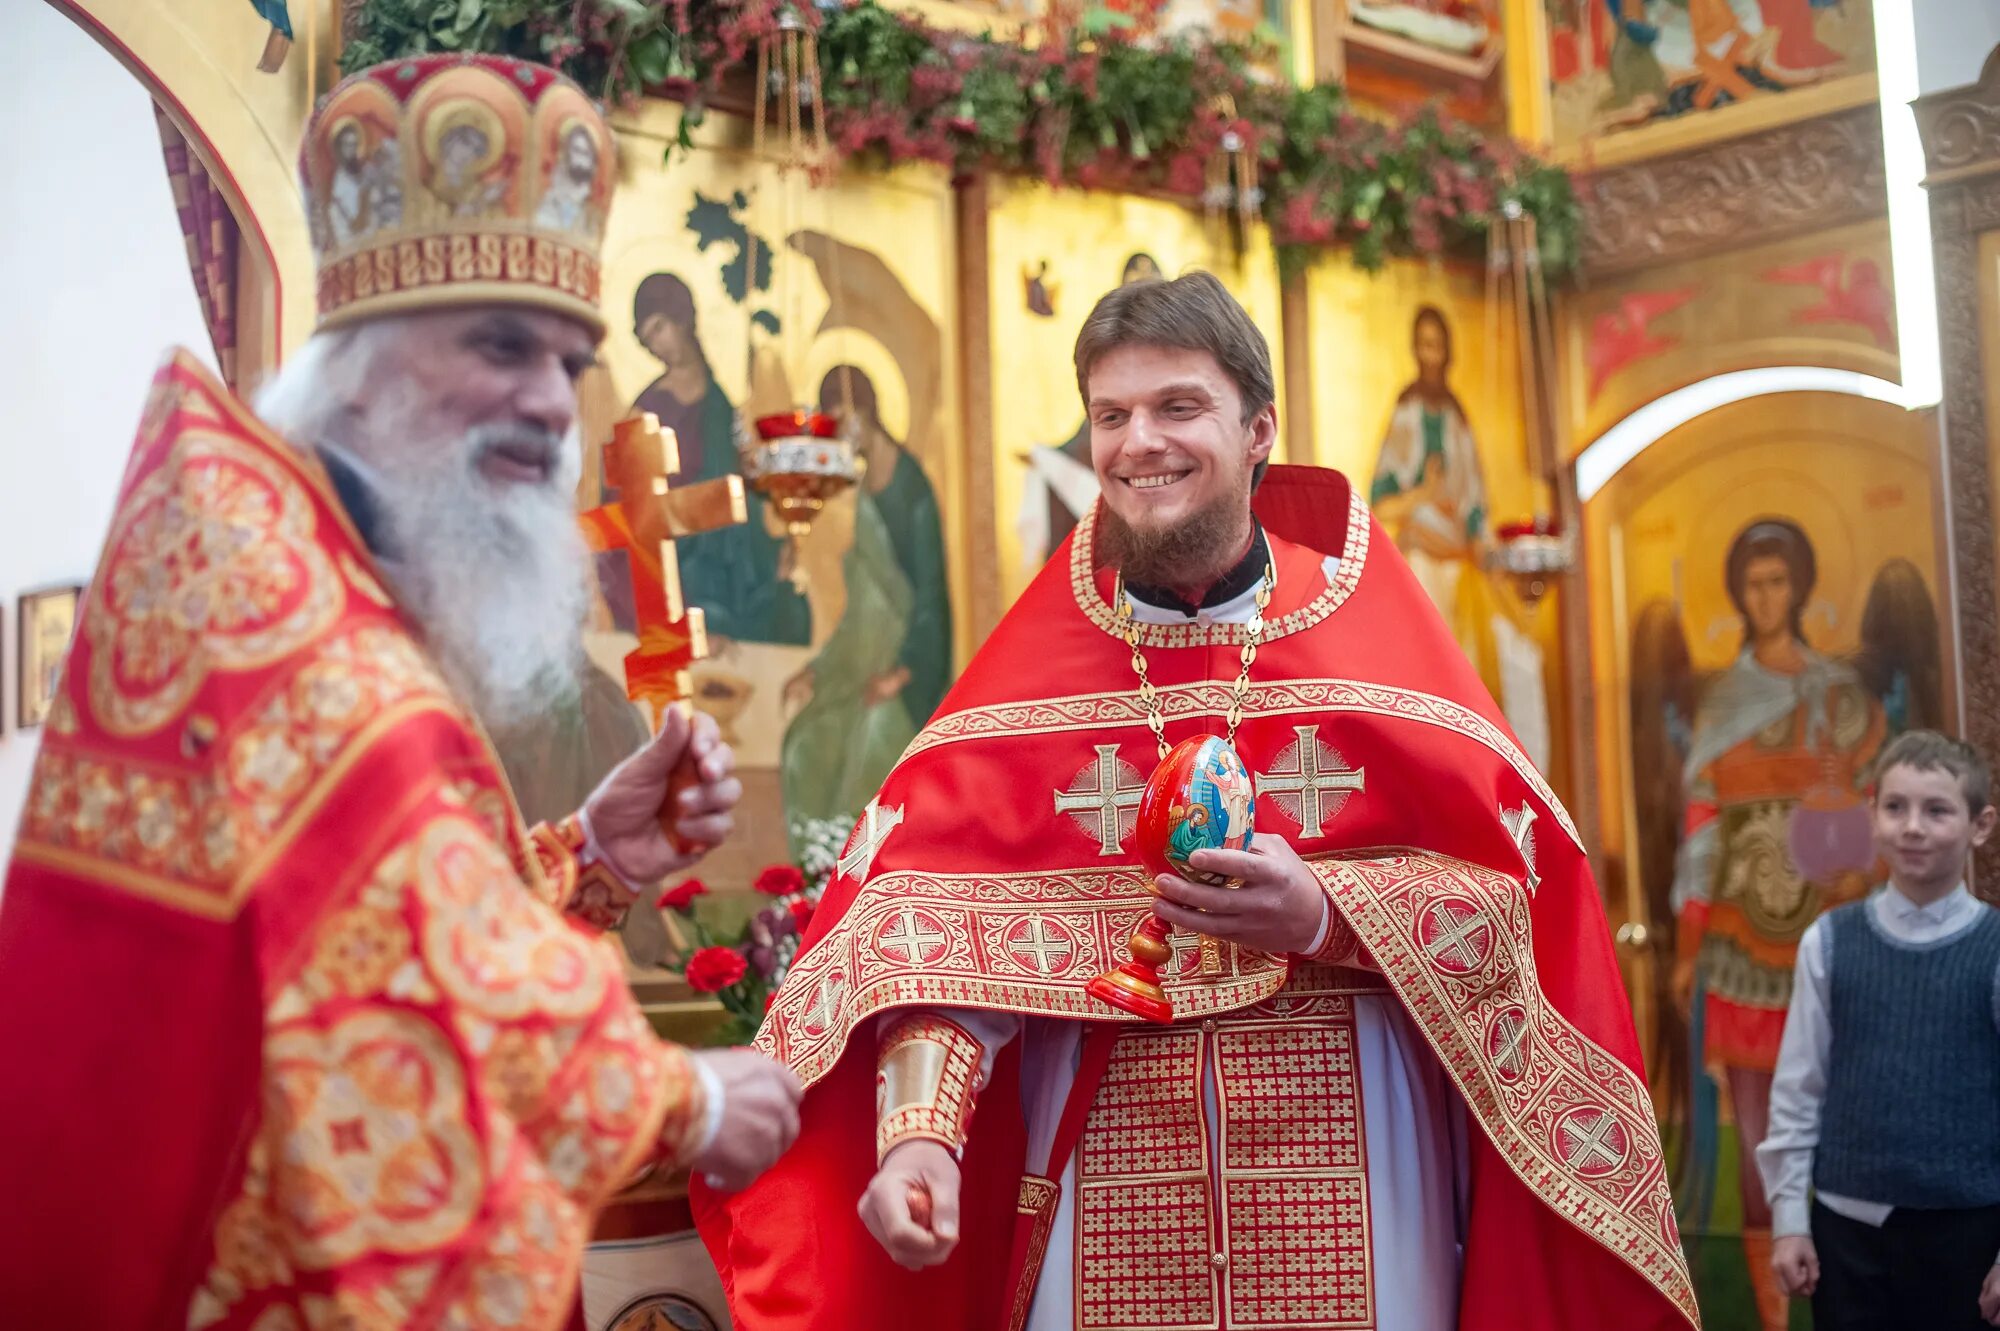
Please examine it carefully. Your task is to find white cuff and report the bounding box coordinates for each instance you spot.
[691,1055,725,1155]
[1771,1195,1812,1239]
[1303,892,1331,955]
[575,806,608,868]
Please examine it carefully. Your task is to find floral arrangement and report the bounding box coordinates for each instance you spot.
[657,819,847,1045]
[342,0,1582,273]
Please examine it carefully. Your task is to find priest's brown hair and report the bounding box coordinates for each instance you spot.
[1073,269,1275,426]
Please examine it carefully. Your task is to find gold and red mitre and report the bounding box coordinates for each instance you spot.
[300,52,616,337]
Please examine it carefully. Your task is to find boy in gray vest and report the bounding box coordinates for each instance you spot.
[1760,730,2000,1329]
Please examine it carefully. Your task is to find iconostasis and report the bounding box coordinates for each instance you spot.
[574,103,967,895]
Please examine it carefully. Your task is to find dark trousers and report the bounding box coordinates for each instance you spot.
[1811,1198,2000,1330]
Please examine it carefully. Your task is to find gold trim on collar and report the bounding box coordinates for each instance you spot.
[1069,488,1370,649]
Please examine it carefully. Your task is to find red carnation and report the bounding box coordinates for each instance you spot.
[754,864,807,897]
[685,946,748,993]
[658,877,709,913]
[788,899,815,931]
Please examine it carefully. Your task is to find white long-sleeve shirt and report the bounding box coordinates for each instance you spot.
[1756,881,2000,1261]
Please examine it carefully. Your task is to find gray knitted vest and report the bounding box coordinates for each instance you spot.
[1815,900,2000,1208]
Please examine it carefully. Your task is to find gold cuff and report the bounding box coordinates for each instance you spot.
[876,1014,984,1164]
[526,815,640,930]
[522,818,582,912]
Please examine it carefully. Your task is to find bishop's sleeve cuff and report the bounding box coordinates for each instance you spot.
[876,1013,986,1165]
[1300,862,1376,969]
[525,812,642,932]
[656,1043,716,1167]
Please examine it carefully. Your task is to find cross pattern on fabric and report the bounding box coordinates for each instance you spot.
[801,972,847,1037]
[1488,1005,1530,1082]
[1054,745,1145,856]
[1555,1108,1631,1178]
[1223,1175,1372,1328]
[1004,915,1079,976]
[838,799,904,884]
[1500,801,1541,896]
[874,906,948,966]
[1255,725,1365,838]
[1417,898,1494,974]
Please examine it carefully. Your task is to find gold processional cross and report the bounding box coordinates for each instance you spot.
[579,413,747,847]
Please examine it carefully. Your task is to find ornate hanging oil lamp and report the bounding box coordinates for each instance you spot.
[740,409,861,538]
[1202,95,1262,249]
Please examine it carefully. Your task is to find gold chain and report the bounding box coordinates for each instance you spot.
[1116,565,1274,760]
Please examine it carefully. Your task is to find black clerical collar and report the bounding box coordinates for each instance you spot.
[315,445,396,561]
[1123,521,1269,620]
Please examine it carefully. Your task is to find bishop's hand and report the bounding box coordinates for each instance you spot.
[1152,835,1326,957]
[859,1139,961,1270]
[583,706,743,883]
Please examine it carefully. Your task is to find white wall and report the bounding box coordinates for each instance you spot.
[0,3,214,864]
[1914,0,2000,95]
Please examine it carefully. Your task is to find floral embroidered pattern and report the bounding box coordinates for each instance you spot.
[191,804,697,1331]
[19,626,452,920]
[85,432,345,737]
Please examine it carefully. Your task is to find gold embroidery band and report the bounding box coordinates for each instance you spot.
[1008,1175,1063,1331]
[1067,489,1372,650]
[1313,852,1698,1327]
[1074,995,1377,1331]
[756,867,1290,1086]
[876,1013,985,1162]
[894,677,1579,855]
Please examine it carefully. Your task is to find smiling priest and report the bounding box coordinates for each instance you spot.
[696,272,1698,1331]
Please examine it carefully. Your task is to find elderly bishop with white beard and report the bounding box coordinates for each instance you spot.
[0,55,802,1331]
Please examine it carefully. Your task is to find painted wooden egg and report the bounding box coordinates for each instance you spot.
[1136,734,1258,887]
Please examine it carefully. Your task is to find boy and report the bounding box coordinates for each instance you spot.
[1759,730,2000,1329]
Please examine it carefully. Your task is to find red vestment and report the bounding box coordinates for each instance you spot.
[0,353,704,1330]
[697,468,1697,1329]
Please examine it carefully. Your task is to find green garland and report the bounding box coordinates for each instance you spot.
[343,0,1581,273]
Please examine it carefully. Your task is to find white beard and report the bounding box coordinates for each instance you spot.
[361,432,589,734]
[256,327,592,735]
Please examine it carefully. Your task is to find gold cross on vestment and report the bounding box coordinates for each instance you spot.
[1558,1110,1626,1173]
[1255,725,1364,839]
[878,906,944,964]
[1010,918,1075,974]
[1423,903,1492,971]
[1054,745,1145,856]
[578,412,747,721]
[838,799,904,884]
[1500,802,1541,896]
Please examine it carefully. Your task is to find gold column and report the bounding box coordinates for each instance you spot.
[1917,47,2000,899]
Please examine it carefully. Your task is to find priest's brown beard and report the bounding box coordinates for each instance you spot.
[1097,477,1253,591]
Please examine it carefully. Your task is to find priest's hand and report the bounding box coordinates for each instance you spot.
[584,706,742,883]
[689,1048,802,1192]
[859,1140,961,1270]
[1153,835,1325,957]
